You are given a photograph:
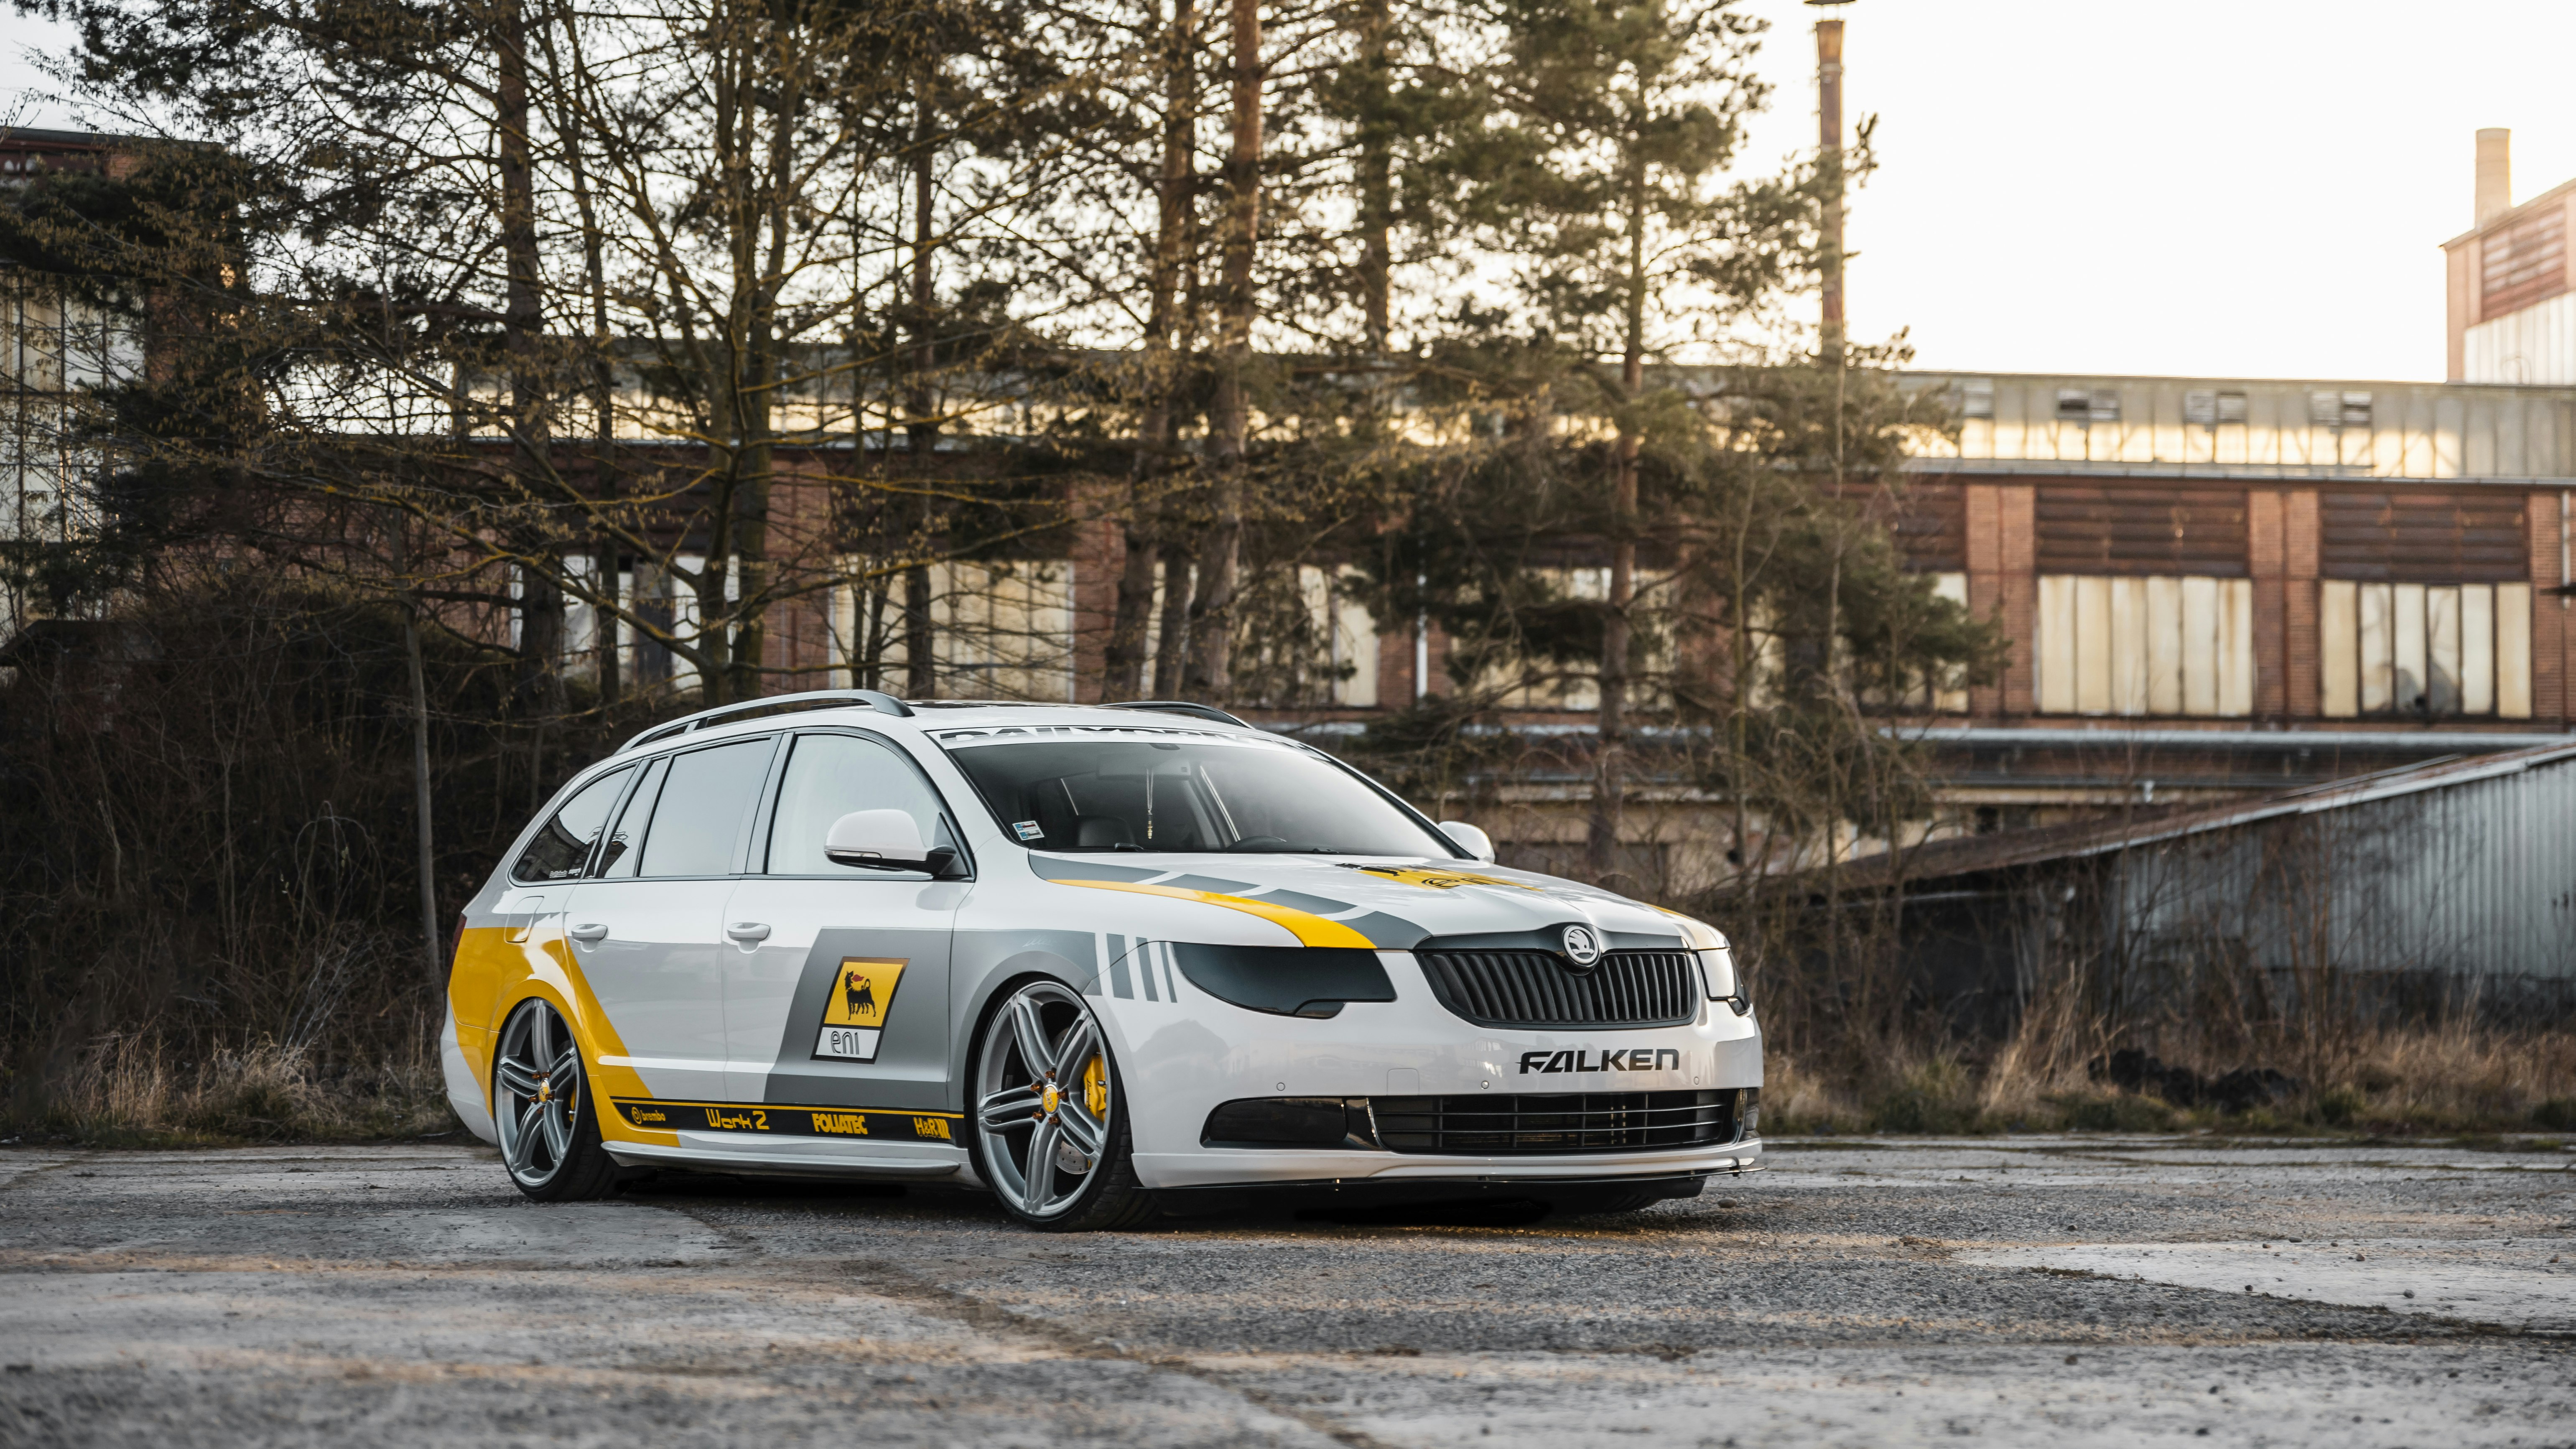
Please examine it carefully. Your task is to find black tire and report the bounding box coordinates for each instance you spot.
[492,997,622,1202]
[968,978,1159,1231]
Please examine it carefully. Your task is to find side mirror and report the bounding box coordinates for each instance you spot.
[826,809,956,876]
[1437,820,1497,863]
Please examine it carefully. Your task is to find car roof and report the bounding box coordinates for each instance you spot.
[619,698,1275,758]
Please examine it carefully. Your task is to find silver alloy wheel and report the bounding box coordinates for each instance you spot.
[494,999,583,1189]
[973,980,1111,1220]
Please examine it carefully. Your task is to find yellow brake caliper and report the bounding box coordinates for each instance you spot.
[1083,1054,1108,1116]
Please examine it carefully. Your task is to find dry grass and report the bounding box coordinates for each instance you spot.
[1757,1054,1866,1135]
[1761,1023,2576,1138]
[17,1017,2575,1149]
[11,1033,456,1146]
[2248,1022,2576,1134]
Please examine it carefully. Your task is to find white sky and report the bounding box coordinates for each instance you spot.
[10,2,2576,383]
[1729,0,2576,383]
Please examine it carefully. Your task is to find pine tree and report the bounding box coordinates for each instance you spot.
[1437,0,1802,875]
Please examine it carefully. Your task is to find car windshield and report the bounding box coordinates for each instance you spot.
[936,727,1459,856]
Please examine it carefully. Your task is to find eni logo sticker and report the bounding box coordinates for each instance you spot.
[1354,865,1540,893]
[815,957,907,1062]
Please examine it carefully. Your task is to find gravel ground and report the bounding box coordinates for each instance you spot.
[2,1136,2570,1447]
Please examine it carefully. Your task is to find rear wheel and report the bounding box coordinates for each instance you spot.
[493,998,620,1202]
[970,980,1156,1231]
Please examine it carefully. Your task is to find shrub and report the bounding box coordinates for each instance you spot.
[1869,1059,1981,1134]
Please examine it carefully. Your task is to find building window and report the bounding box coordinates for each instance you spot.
[2055,387,2118,423]
[2318,581,2530,718]
[828,559,1076,702]
[1958,379,1994,420]
[2036,575,2254,717]
[2309,390,2372,428]
[1871,571,1972,714]
[2184,390,2248,426]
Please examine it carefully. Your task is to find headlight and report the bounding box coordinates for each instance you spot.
[1695,946,1736,999]
[1696,947,1749,1014]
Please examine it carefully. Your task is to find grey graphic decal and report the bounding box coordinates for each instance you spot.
[762,927,949,1110]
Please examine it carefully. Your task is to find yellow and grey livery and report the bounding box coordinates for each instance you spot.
[443,692,1761,1226]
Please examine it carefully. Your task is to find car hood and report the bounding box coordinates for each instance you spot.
[1020,851,1710,952]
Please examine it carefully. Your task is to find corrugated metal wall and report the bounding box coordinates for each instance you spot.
[2102,756,2576,980]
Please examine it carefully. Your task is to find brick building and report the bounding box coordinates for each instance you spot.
[1881,371,2575,821]
[13,120,2576,873]
[747,364,2576,845]
[2447,128,2576,385]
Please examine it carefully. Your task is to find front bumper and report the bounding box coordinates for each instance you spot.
[1110,949,1763,1192]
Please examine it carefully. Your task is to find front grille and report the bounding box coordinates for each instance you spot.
[1373,1090,1740,1155]
[1415,948,1699,1028]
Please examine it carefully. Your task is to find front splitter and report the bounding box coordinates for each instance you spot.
[1133,1138,1764,1190]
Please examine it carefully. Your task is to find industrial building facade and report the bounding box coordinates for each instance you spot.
[2447,128,2576,386]
[1893,372,2572,726]
[11,125,2576,841]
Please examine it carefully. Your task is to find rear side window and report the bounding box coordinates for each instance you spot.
[634,738,775,878]
[512,767,634,883]
[767,733,948,874]
[596,755,666,878]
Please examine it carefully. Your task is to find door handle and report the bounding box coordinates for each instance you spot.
[726,922,772,942]
[568,922,610,942]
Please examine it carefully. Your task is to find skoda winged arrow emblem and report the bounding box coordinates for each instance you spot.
[1560,923,1603,968]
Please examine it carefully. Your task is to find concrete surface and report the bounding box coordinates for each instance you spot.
[1,1135,2570,1447]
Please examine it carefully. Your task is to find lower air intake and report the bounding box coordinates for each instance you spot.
[1373,1090,1743,1156]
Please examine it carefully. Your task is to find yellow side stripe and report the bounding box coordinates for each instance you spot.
[1048,877,1378,948]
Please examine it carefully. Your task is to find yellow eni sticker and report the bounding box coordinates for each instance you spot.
[1355,865,1541,892]
[815,957,907,1062]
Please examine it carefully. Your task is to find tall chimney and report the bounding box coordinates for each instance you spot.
[1817,15,1845,367]
[2476,128,2512,226]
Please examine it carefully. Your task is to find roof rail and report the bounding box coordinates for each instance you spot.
[619,689,914,753]
[1104,699,1253,729]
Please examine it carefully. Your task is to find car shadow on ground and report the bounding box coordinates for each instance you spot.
[611,1168,1747,1235]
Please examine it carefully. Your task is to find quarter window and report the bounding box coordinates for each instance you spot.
[512,767,634,883]
[633,738,777,878]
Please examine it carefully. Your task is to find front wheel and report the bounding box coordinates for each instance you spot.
[969,980,1156,1231]
[492,997,621,1202]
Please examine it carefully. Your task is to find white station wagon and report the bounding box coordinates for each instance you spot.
[442,693,1762,1229]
